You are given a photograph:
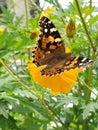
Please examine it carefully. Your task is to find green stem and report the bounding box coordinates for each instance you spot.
[78,76,97,98]
[75,0,96,52]
[30,0,42,12]
[90,0,92,8]
[24,0,29,28]
[42,99,60,129]
[75,1,97,129]
[81,68,93,130]
[79,68,95,130]
[79,65,98,130]
[0,58,60,128]
[0,58,37,97]
[44,100,69,130]
[68,38,73,48]
[85,69,92,103]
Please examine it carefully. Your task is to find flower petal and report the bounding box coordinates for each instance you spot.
[28,60,82,96]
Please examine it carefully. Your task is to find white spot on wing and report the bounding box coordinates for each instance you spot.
[55,38,61,42]
[50,28,57,32]
[89,60,92,63]
[44,29,48,33]
[79,63,83,66]
[48,21,51,24]
[81,58,87,62]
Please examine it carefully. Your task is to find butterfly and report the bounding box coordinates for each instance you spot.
[32,16,93,76]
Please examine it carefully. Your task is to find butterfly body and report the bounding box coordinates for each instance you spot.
[32,16,93,76]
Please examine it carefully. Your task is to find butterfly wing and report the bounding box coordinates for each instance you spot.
[32,16,68,66]
[32,16,93,76]
[64,56,93,70]
[38,16,64,50]
[40,56,93,76]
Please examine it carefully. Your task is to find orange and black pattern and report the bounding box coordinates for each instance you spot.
[32,16,93,76]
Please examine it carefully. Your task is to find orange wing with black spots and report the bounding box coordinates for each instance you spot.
[32,16,67,67]
[32,16,93,76]
[38,16,64,50]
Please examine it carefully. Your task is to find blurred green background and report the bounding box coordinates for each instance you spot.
[0,0,98,130]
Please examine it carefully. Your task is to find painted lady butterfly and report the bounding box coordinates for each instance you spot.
[32,16,93,76]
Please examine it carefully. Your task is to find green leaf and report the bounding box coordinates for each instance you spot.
[89,15,98,26]
[83,102,98,119]
[0,115,18,130]
[55,95,79,108]
[84,6,95,20]
[0,104,9,118]
[0,6,15,24]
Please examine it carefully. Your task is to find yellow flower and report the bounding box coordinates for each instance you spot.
[40,11,50,18]
[0,27,3,35]
[46,6,56,12]
[28,47,82,96]
[83,7,89,14]
[66,19,76,38]
[40,6,56,18]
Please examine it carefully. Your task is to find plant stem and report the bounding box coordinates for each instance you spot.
[24,0,29,28]
[90,0,92,8]
[0,58,36,96]
[75,0,96,52]
[30,0,42,12]
[68,38,73,48]
[0,58,60,128]
[85,69,92,103]
[79,70,97,130]
[79,77,97,98]
[42,99,60,129]
[75,0,96,129]
[44,100,69,130]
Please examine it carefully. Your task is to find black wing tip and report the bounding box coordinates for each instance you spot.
[78,57,93,67]
[40,16,49,23]
[40,16,49,20]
